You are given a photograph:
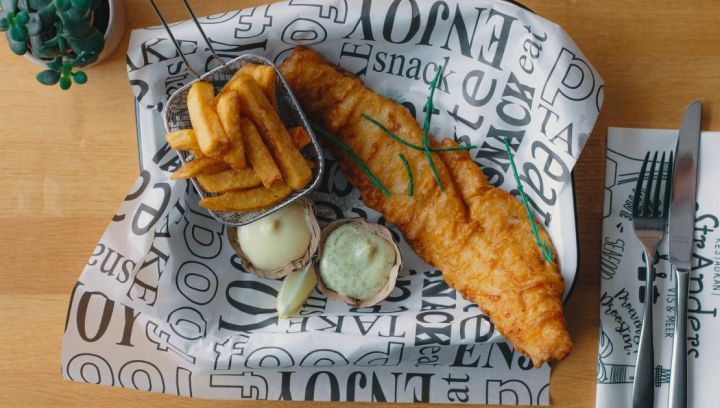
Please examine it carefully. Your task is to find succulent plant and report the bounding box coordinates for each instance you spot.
[0,0,104,89]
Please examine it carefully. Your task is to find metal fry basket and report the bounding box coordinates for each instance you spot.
[149,0,324,226]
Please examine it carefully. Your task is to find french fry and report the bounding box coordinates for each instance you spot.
[187,81,230,158]
[229,74,312,190]
[222,64,277,106]
[216,91,247,169]
[196,168,262,193]
[171,158,230,180]
[166,129,200,151]
[199,183,293,212]
[240,117,283,188]
[165,129,205,157]
[247,64,277,106]
[289,126,312,150]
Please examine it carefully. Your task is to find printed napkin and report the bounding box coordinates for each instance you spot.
[597,128,720,407]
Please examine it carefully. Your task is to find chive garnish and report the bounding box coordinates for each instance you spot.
[423,66,444,189]
[311,123,391,198]
[361,114,477,152]
[399,154,413,196]
[503,137,554,263]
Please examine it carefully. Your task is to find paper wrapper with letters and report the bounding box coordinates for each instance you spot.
[61,1,603,403]
[597,128,720,407]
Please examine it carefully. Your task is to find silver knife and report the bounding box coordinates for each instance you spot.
[668,100,702,408]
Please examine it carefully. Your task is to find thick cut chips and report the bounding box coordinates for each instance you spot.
[229,74,312,190]
[245,64,277,106]
[199,183,292,212]
[166,129,199,151]
[170,126,311,153]
[169,67,316,214]
[171,158,229,180]
[187,81,230,158]
[216,91,247,169]
[240,117,283,188]
[196,168,261,193]
[223,63,277,106]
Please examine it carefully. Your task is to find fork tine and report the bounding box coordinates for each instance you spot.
[664,151,674,217]
[643,151,658,216]
[634,152,650,216]
[654,152,666,217]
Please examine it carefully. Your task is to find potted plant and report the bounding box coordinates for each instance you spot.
[0,0,124,90]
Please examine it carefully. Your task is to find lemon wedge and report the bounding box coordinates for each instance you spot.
[276,263,317,318]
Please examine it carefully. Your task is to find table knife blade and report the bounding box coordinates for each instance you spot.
[669,100,701,271]
[668,100,702,408]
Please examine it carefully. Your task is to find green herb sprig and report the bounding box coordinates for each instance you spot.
[423,66,444,189]
[399,154,413,196]
[311,123,391,198]
[362,114,476,152]
[503,137,554,263]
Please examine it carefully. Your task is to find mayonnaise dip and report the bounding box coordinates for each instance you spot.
[238,202,311,270]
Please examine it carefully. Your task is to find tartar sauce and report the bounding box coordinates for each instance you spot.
[238,202,311,270]
[319,223,395,300]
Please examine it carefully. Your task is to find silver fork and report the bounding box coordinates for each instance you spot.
[631,150,673,408]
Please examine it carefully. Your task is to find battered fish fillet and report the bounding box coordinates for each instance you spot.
[280,47,571,366]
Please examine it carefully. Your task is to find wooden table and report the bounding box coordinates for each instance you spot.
[2,1,719,406]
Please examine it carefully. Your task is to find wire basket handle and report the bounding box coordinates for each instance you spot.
[148,0,223,78]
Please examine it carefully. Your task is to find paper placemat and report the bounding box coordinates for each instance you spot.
[60,0,603,403]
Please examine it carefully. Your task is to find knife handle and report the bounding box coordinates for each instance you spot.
[669,270,689,408]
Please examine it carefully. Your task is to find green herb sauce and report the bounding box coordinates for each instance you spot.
[319,223,395,301]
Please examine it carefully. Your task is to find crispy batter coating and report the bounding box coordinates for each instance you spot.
[280,47,571,366]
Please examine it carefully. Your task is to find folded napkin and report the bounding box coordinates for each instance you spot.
[597,128,720,407]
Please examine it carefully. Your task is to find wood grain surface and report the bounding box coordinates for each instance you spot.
[2,1,719,406]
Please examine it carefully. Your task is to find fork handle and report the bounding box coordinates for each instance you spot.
[632,254,655,408]
[669,269,689,408]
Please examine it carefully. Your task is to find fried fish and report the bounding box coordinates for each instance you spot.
[280,47,571,366]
